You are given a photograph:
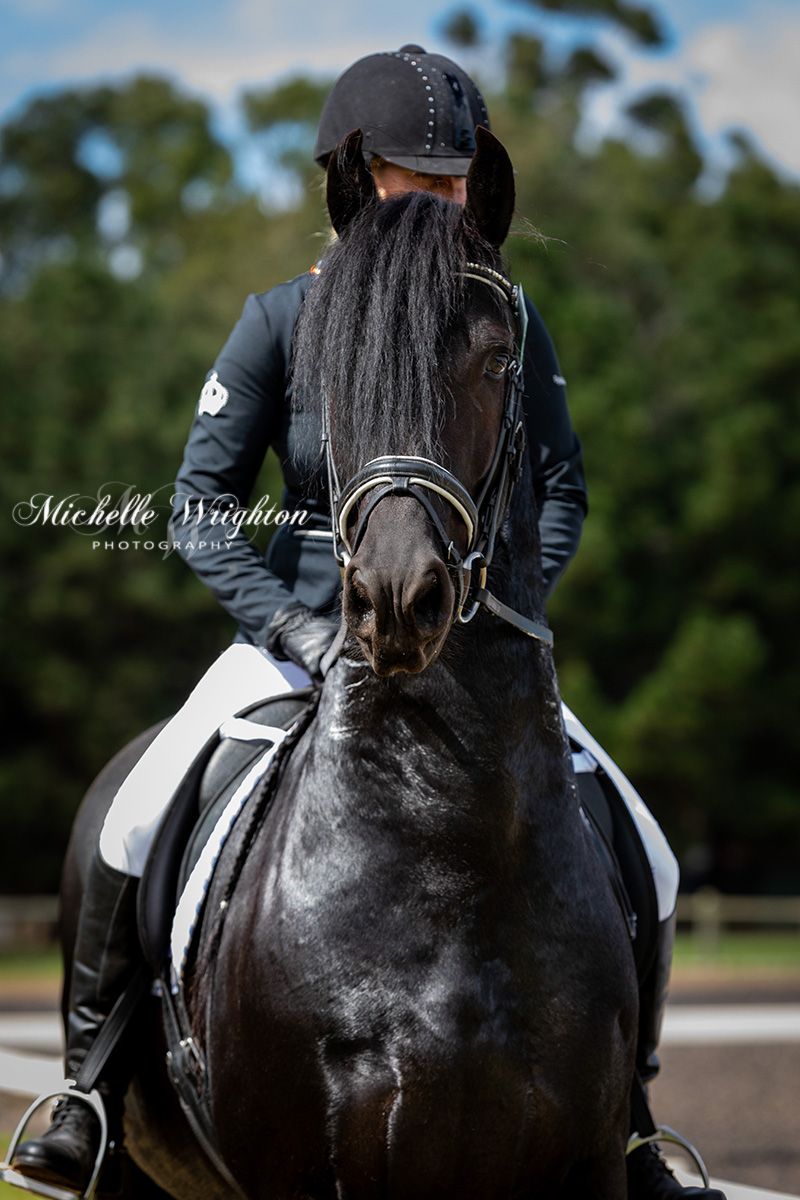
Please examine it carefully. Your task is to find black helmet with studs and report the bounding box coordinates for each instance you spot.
[314,44,490,177]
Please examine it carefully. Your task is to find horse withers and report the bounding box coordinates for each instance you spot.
[61,128,639,1199]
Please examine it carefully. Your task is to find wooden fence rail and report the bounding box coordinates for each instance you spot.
[1,892,799,950]
[675,887,800,955]
[0,895,59,946]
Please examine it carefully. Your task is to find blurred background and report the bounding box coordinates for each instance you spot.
[1,0,799,1188]
[0,0,796,1180]
[2,0,799,899]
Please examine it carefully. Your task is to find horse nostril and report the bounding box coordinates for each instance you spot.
[410,568,453,637]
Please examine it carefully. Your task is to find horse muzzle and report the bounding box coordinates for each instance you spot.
[343,538,455,676]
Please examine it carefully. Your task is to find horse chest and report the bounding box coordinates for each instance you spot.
[206,658,635,1196]
[216,785,632,1117]
[213,901,630,1198]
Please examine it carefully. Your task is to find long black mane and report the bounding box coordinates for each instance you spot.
[292,191,501,480]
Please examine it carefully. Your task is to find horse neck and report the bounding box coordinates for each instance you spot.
[321,467,573,861]
[453,461,570,812]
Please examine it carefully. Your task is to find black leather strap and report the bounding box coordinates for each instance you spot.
[160,978,247,1198]
[474,588,554,645]
[72,964,151,1094]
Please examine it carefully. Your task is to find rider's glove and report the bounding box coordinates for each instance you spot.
[266,601,339,683]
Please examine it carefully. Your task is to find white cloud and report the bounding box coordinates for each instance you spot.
[617,11,800,175]
[684,19,800,172]
[25,11,334,103]
[3,0,435,118]
[577,9,800,180]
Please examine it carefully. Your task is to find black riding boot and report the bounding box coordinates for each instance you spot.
[627,912,726,1200]
[11,848,142,1193]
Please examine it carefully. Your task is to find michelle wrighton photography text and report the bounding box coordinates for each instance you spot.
[11,484,309,554]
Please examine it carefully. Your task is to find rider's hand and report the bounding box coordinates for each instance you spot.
[266,602,340,683]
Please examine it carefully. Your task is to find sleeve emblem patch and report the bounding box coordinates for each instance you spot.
[198,371,229,416]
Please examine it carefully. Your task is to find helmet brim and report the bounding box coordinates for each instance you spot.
[379,152,473,177]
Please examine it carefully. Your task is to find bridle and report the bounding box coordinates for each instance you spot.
[321,261,553,647]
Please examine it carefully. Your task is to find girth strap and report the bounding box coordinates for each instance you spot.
[160,977,248,1198]
[579,805,638,942]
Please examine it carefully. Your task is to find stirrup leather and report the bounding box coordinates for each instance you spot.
[627,1125,711,1189]
[0,1082,109,1200]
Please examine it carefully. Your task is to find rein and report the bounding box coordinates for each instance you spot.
[322,261,553,648]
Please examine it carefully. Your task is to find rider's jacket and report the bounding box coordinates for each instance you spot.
[172,270,588,649]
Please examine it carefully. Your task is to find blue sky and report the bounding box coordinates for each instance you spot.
[1,0,799,186]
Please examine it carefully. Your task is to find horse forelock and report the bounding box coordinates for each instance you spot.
[292,192,504,482]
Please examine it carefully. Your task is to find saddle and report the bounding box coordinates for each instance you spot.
[137,687,317,974]
[571,744,658,984]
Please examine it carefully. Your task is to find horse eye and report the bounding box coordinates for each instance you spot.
[485,354,510,377]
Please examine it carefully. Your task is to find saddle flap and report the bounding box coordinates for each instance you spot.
[573,750,659,983]
[137,687,315,974]
[137,736,219,972]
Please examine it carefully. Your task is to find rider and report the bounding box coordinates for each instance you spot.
[10,45,723,1200]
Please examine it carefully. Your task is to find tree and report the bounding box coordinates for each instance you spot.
[242,76,335,203]
[496,53,800,888]
[0,77,234,292]
[2,25,799,895]
[439,9,484,47]
[509,0,665,46]
[0,76,327,890]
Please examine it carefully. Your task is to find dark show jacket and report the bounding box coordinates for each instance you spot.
[171,270,588,649]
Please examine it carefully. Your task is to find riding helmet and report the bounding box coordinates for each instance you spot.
[314,45,490,177]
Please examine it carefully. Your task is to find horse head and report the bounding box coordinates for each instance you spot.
[296,128,525,676]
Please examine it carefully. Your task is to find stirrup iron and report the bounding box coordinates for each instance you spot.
[627,1125,711,1188]
[0,1081,109,1200]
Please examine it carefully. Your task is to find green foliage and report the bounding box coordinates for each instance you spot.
[510,0,665,46]
[500,74,800,887]
[0,77,326,890]
[1,22,799,894]
[242,76,335,191]
[243,78,333,132]
[506,34,551,108]
[439,8,485,47]
[0,77,235,291]
[563,47,617,87]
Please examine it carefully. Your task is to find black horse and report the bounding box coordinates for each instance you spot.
[58,128,638,1199]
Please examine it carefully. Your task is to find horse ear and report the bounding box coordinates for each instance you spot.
[326,129,377,237]
[464,127,515,249]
